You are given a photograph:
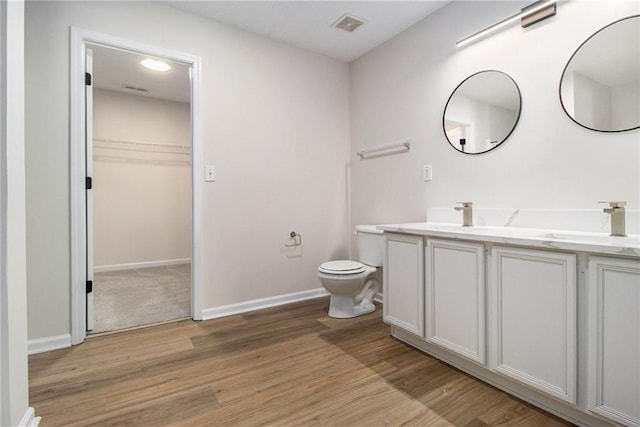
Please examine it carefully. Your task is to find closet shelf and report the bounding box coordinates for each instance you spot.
[93,137,191,154]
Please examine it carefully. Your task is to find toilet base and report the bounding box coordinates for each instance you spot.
[327,295,376,319]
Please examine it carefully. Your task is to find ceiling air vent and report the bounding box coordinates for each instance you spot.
[122,84,149,93]
[331,13,366,33]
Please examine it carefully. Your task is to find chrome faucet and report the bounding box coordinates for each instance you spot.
[599,201,626,237]
[454,202,473,227]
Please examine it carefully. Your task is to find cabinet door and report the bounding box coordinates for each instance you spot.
[588,257,640,426]
[383,233,424,337]
[426,239,485,364]
[490,246,576,404]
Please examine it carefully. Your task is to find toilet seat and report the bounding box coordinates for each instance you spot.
[318,260,366,275]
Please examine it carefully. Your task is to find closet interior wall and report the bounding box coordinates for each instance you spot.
[92,88,191,270]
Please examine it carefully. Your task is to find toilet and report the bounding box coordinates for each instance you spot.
[317,225,384,318]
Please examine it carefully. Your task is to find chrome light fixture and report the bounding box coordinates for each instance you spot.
[456,0,557,48]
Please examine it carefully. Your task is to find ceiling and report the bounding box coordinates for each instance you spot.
[162,1,451,62]
[91,1,452,103]
[90,44,191,103]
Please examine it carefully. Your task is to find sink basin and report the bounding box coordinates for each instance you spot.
[542,232,640,245]
[422,223,543,238]
[422,223,469,231]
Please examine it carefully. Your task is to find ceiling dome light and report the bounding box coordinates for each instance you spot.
[140,58,171,72]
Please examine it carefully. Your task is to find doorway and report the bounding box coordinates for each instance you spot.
[88,44,192,333]
[70,28,203,344]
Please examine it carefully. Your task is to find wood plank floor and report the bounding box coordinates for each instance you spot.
[29,297,571,426]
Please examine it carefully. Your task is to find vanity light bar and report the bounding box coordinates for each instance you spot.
[456,0,557,48]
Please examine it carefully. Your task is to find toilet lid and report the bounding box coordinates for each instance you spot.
[319,260,366,275]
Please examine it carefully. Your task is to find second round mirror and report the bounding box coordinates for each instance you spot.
[559,15,640,133]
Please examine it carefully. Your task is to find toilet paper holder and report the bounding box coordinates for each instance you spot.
[285,231,302,247]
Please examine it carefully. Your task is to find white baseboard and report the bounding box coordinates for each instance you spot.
[28,334,72,355]
[94,258,191,273]
[201,288,329,321]
[29,289,328,353]
[19,407,41,427]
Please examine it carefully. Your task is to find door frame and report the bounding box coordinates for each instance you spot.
[70,27,203,345]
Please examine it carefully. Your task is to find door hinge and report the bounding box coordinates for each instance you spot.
[86,280,93,293]
[86,176,92,190]
[85,72,92,86]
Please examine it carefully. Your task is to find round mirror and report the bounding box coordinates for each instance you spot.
[443,70,522,154]
[559,15,640,132]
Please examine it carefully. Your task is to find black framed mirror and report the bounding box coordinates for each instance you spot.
[559,15,640,133]
[443,70,522,154]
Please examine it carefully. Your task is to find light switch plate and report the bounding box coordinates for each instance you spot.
[423,164,432,181]
[205,165,216,182]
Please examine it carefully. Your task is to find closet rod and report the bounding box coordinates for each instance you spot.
[93,137,191,151]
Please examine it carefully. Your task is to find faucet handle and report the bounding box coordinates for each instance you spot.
[598,201,626,208]
[456,201,473,207]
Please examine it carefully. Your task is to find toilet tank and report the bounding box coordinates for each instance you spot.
[355,225,384,267]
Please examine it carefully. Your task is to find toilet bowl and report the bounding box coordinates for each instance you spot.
[317,226,384,319]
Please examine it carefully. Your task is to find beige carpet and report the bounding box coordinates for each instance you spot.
[92,264,191,334]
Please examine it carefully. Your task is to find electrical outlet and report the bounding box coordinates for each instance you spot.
[423,164,432,181]
[205,165,216,182]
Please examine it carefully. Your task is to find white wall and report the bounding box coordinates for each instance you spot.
[0,0,32,424]
[93,89,191,267]
[487,105,518,148]
[574,71,612,130]
[611,80,640,130]
[350,0,640,236]
[25,1,350,340]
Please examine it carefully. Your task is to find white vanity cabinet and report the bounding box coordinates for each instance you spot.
[379,221,640,426]
[588,257,640,426]
[383,233,424,337]
[425,239,485,364]
[489,246,577,404]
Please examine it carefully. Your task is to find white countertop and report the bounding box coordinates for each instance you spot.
[377,222,640,258]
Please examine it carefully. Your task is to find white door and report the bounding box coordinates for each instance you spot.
[489,246,577,404]
[85,47,94,331]
[588,257,640,426]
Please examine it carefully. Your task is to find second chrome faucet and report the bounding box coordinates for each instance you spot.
[454,202,473,227]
